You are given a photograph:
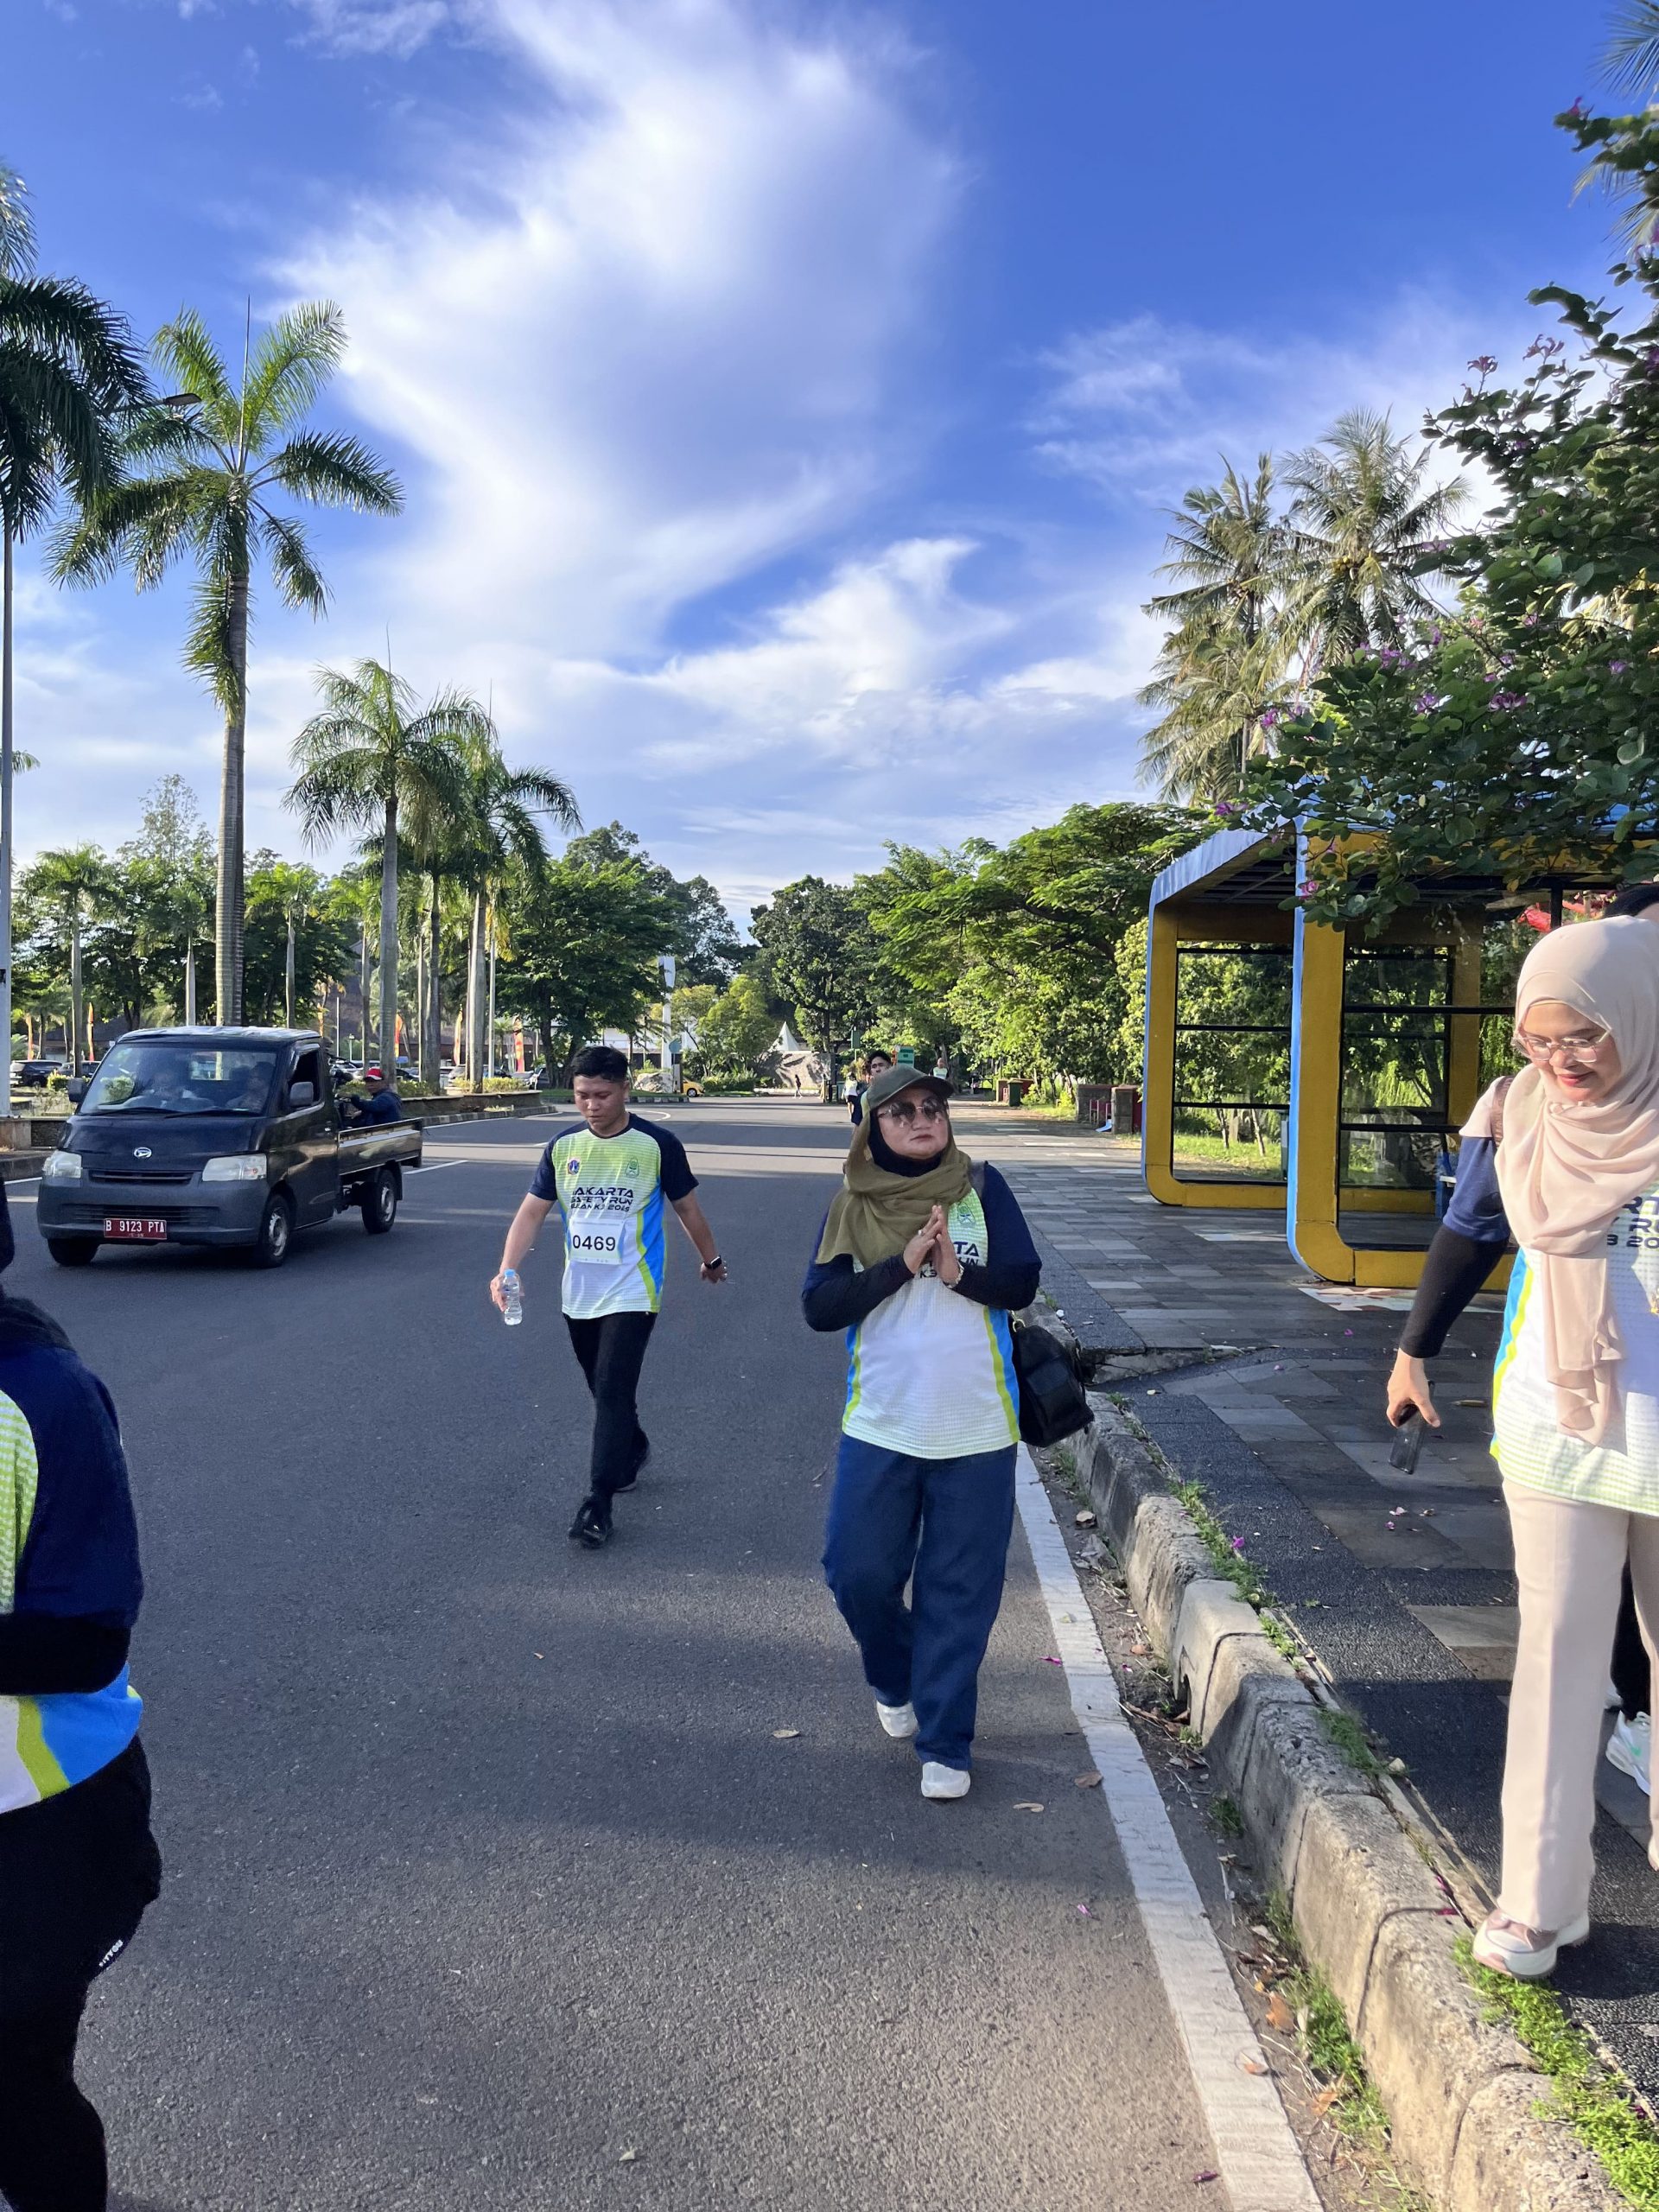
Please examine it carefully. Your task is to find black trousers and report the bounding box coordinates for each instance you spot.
[1613,1566,1653,1722]
[0,1739,161,2212]
[566,1312,656,1499]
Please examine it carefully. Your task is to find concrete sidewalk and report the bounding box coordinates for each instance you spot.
[955,1106,1659,2097]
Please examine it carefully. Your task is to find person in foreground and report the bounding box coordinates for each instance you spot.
[492,1046,727,1549]
[802,1065,1039,1801]
[1389,917,1659,1979]
[0,1182,160,2209]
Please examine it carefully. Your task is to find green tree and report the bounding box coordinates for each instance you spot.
[1282,408,1462,662]
[55,303,403,1024]
[563,823,742,986]
[500,853,672,1075]
[1254,98,1659,925]
[117,774,214,1021]
[244,856,348,1027]
[286,660,489,1072]
[690,967,783,1084]
[448,742,580,1085]
[0,164,148,1096]
[20,842,115,1071]
[749,876,878,1099]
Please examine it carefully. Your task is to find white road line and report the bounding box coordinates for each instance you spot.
[404,1160,473,1174]
[1014,1451,1320,2212]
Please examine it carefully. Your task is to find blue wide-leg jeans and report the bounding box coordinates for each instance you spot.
[822,1435,1018,1770]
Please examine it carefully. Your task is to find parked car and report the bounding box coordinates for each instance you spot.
[37,1027,422,1269]
[16,1058,69,1088]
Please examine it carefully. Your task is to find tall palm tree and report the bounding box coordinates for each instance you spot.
[286,660,489,1081]
[0,164,147,1101]
[1605,0,1659,92]
[449,741,580,1086]
[22,843,114,1074]
[1139,455,1299,799]
[54,303,402,1026]
[1282,410,1462,663]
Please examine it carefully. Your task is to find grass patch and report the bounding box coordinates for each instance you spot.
[1262,1898,1405,2164]
[1171,1478,1268,1607]
[1258,1608,1300,1663]
[1318,1707,1384,1780]
[1459,1937,1659,2208]
[1211,1792,1244,1838]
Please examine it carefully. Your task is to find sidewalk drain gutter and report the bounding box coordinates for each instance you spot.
[1075,1391,1624,2212]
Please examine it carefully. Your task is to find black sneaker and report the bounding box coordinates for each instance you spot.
[568,1494,613,1548]
[613,1437,652,1496]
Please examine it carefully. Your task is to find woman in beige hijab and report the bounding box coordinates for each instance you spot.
[1390,916,1659,1977]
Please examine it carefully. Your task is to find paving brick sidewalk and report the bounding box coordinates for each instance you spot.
[957,1105,1659,2092]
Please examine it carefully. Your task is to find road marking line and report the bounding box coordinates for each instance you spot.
[1014,1450,1320,2212]
[405,1160,473,1174]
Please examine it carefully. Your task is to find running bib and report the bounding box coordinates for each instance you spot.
[567,1185,631,1265]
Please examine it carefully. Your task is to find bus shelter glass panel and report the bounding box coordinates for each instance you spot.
[1339,949,1452,1190]
[1172,944,1292,1184]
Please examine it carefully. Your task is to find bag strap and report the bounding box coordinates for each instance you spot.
[969,1161,985,1197]
[1491,1072,1516,1148]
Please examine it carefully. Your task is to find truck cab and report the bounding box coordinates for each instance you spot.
[36,1027,422,1268]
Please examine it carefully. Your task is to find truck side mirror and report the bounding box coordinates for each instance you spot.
[288,1081,316,1109]
[66,1078,88,1105]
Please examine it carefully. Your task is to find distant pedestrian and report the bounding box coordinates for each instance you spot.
[0,1183,160,2210]
[1390,918,1659,1978]
[848,1050,893,1128]
[803,1064,1039,1800]
[492,1045,727,1549]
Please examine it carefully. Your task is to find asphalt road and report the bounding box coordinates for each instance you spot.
[14,1098,1243,2212]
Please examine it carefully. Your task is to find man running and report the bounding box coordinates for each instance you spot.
[491,1045,727,1548]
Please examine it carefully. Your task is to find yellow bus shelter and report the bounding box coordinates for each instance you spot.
[1142,825,1619,1287]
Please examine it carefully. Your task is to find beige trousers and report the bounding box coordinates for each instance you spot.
[1501,1481,1659,1929]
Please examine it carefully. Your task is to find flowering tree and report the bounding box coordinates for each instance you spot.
[1249,99,1659,925]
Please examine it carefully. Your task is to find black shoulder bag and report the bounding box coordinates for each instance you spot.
[966,1165,1093,1446]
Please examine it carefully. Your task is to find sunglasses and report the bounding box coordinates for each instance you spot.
[878,1097,950,1126]
[1512,1027,1611,1068]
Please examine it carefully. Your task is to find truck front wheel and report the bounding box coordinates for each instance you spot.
[361,1168,397,1235]
[251,1192,294,1269]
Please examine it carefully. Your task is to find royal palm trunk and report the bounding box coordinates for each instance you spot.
[215,565,250,1026]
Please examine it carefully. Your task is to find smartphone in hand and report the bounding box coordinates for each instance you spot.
[1389,1413,1427,1475]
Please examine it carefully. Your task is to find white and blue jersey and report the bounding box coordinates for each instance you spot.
[530,1114,698,1319]
[801,1165,1040,1460]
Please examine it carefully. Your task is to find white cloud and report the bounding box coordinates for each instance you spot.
[289,0,457,57]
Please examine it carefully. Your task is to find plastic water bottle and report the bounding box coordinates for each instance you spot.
[501,1268,524,1327]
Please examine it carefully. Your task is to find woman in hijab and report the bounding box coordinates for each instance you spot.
[801,1065,1040,1800]
[1389,917,1659,1977]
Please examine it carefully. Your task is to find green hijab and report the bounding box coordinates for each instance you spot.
[816,1117,973,1268]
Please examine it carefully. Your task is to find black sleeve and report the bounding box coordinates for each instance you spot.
[653,1127,698,1203]
[801,1250,912,1332]
[0,1616,130,1695]
[1398,1228,1509,1357]
[953,1163,1042,1312]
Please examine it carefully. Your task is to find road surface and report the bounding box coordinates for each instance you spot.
[8,1098,1313,2212]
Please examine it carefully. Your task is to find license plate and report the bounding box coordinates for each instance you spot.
[103,1217,168,1242]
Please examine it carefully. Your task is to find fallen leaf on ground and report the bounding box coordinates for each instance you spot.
[1074,1510,1096,1527]
[1130,1641,1150,1656]
[1192,2171,1219,2185]
[1265,1993,1294,2032]
[1311,2082,1344,2116]
[620,2149,640,2164]
[772,1728,801,1739]
[1074,1771,1103,1789]
[1238,2055,1268,2075]
[1013,1800,1044,1813]
[1044,1656,1064,1665]
[1077,1903,1093,1916]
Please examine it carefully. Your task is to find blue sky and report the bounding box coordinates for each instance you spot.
[5,0,1614,912]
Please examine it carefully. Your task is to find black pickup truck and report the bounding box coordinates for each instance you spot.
[35,1027,423,1268]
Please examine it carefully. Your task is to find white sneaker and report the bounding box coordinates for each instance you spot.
[1605,1676,1624,1711]
[875,1700,918,1740]
[1608,1712,1652,1796]
[920,1762,970,1802]
[1472,1910,1589,1980]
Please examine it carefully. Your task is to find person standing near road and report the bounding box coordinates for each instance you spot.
[848,1051,893,1128]
[492,1046,727,1549]
[1389,918,1659,1980]
[802,1063,1039,1802]
[0,1183,161,2211]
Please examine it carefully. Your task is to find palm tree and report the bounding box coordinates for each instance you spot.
[1605,0,1659,92]
[286,660,490,1082]
[1139,455,1299,799]
[54,302,402,1026]
[1282,410,1462,663]
[0,164,147,1101]
[22,844,114,1073]
[449,741,580,1086]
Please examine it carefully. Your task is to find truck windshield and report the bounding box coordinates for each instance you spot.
[79,1042,277,1116]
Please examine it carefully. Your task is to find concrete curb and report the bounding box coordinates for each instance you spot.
[1073,1393,1624,2212]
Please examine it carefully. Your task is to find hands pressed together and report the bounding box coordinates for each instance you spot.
[902,1205,963,1287]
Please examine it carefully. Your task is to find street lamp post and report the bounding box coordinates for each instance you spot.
[660,954,678,1097]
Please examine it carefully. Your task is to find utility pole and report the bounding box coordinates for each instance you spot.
[659,953,678,1097]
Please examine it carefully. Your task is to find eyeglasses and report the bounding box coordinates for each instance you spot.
[878,1098,949,1126]
[1512,1027,1611,1067]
